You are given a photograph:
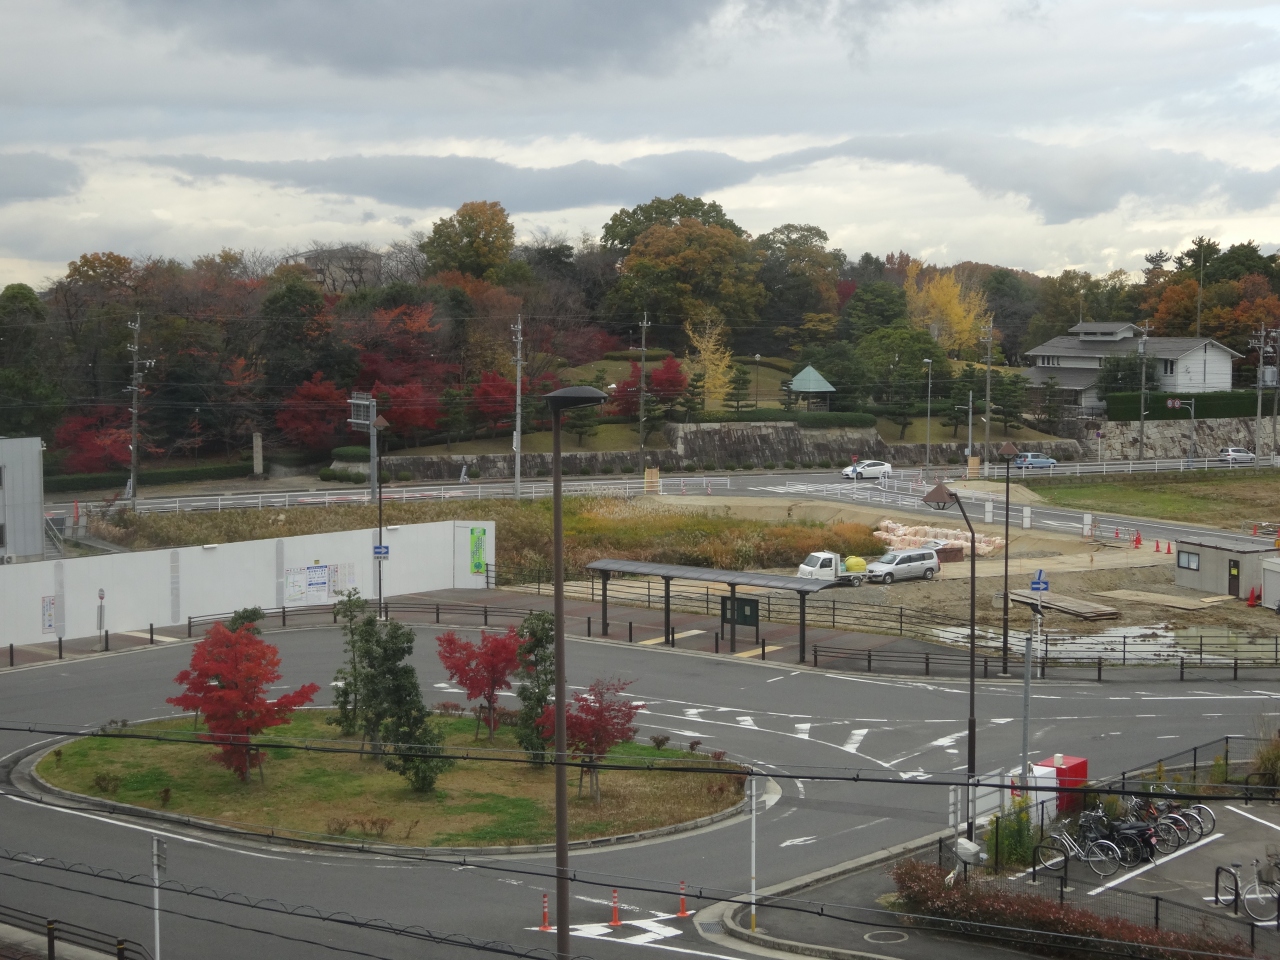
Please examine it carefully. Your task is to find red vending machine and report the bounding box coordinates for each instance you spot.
[1037,753,1088,814]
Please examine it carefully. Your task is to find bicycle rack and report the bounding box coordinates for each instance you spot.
[1214,864,1241,915]
[1030,842,1069,892]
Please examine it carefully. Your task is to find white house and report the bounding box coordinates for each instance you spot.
[1023,322,1240,410]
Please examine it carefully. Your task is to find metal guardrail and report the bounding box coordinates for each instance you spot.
[0,902,151,959]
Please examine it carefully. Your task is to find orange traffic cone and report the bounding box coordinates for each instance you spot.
[1134,532,1142,548]
[677,880,691,918]
[1166,542,1173,554]
[540,894,552,932]
[609,889,622,927]
[1114,527,1121,539]
[1254,524,1259,536]
[1248,587,1258,608]
[1154,539,1160,552]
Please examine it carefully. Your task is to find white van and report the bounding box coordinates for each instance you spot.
[864,549,941,585]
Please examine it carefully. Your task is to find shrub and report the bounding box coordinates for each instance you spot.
[46,462,254,492]
[818,460,831,468]
[621,465,635,474]
[650,734,671,750]
[331,446,370,462]
[763,462,776,470]
[580,466,592,476]
[92,773,121,794]
[725,463,738,471]
[688,739,702,753]
[800,461,813,469]
[319,467,367,483]
[703,461,715,470]
[985,797,1036,867]
[159,787,171,807]
[684,462,699,471]
[947,455,961,464]
[327,817,352,836]
[396,471,411,481]
[536,468,549,476]
[711,750,727,761]
[783,461,796,469]
[600,465,614,474]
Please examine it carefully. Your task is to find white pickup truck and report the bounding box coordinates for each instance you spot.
[796,551,867,586]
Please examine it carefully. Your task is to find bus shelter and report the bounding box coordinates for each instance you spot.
[584,559,836,663]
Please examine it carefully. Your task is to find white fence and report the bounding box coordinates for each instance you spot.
[0,519,494,647]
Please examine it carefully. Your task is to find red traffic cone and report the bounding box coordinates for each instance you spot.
[1248,587,1258,608]
[1254,524,1259,536]
[677,880,691,918]
[1154,539,1160,552]
[609,889,622,927]
[539,893,552,932]
[1134,532,1142,548]
[1114,527,1121,539]
[1166,542,1172,554]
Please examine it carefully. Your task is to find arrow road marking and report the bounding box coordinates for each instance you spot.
[779,836,818,847]
[794,723,811,739]
[736,716,758,728]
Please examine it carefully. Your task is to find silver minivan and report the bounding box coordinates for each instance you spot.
[865,549,940,585]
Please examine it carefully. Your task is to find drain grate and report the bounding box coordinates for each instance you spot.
[696,921,724,935]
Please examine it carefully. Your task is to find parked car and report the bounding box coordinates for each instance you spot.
[841,459,893,480]
[1013,452,1057,469]
[864,549,940,585]
[1219,447,1256,465]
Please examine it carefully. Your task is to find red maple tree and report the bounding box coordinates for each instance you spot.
[274,372,350,451]
[436,627,522,740]
[647,355,688,404]
[536,678,641,801]
[54,405,133,473]
[166,623,320,781]
[471,371,516,435]
[611,361,644,416]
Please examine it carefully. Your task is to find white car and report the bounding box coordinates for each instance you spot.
[841,460,892,480]
[1219,447,1255,465]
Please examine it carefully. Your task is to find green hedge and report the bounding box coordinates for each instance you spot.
[45,462,255,492]
[696,410,877,428]
[732,355,794,373]
[602,349,674,361]
[1106,391,1258,421]
[266,449,331,468]
[331,445,370,462]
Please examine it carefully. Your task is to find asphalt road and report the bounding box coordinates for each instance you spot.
[1,624,1273,960]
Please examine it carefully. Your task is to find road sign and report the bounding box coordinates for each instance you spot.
[1166,397,1182,409]
[373,544,389,561]
[98,588,105,600]
[1030,569,1049,592]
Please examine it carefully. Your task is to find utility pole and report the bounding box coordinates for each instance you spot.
[513,313,523,498]
[1196,246,1205,338]
[152,836,166,960]
[127,312,142,510]
[1253,325,1267,457]
[982,322,993,470]
[924,358,933,470]
[1138,322,1148,460]
[638,312,650,451]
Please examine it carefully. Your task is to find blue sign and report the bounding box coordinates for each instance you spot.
[1030,569,1049,592]
[373,544,389,561]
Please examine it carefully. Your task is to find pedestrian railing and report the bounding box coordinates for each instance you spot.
[0,903,151,960]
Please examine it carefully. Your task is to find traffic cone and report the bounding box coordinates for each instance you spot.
[681,480,687,495]
[609,889,622,927]
[1154,539,1160,552]
[1254,524,1259,536]
[1134,532,1142,548]
[1249,587,1258,608]
[1114,527,1120,539]
[677,880,691,918]
[539,894,552,932]
[1166,542,1173,554]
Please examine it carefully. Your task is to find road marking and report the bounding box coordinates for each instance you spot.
[529,919,749,960]
[794,723,811,739]
[990,718,1013,724]
[736,716,757,728]
[1157,735,1179,739]
[929,730,968,747]
[683,709,705,718]
[780,836,818,847]
[1226,806,1280,832]
[3,796,292,860]
[900,770,930,780]
[640,629,706,646]
[1087,833,1221,894]
[638,637,668,645]
[766,676,784,682]
[843,729,868,754]
[656,729,714,739]
[732,645,783,658]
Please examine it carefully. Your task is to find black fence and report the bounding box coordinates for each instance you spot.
[0,902,151,959]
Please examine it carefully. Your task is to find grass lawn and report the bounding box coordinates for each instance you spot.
[559,357,794,410]
[875,416,1060,445]
[1025,473,1280,530]
[37,710,746,848]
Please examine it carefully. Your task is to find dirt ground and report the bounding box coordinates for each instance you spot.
[654,495,1280,638]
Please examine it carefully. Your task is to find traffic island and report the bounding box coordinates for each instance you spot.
[31,710,748,851]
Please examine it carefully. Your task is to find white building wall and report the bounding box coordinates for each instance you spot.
[0,519,493,646]
[1171,345,1234,394]
[0,437,45,561]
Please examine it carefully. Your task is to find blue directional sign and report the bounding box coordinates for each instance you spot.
[1030,568,1049,592]
[373,544,390,561]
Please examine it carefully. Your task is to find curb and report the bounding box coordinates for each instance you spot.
[15,739,754,859]
[694,828,952,960]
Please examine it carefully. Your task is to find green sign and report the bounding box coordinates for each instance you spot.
[720,596,759,627]
[470,527,487,575]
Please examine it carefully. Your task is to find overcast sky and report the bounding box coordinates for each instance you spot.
[3,0,1279,286]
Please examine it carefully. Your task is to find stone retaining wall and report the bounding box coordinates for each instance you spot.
[1096,415,1280,460]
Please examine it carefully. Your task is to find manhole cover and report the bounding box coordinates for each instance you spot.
[696,921,724,935]
[864,930,909,944]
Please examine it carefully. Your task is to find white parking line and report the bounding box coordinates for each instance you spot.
[1226,805,1280,833]
[1087,833,1222,894]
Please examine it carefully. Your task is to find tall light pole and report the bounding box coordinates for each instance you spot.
[998,442,1019,675]
[513,313,523,498]
[923,359,933,470]
[922,482,977,840]
[754,354,761,409]
[543,385,608,960]
[982,323,993,470]
[1138,325,1148,460]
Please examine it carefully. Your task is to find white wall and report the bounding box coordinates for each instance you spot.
[1169,344,1234,394]
[1264,558,1280,610]
[0,519,494,647]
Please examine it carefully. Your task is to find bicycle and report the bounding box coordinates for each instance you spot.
[1036,820,1122,877]
[1155,785,1215,835]
[1123,796,1186,854]
[1240,858,1280,922]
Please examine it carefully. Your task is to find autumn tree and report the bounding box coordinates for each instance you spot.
[420,201,517,280]
[275,372,350,451]
[472,371,516,435]
[683,310,734,402]
[601,194,744,252]
[754,224,841,351]
[437,627,522,741]
[54,405,132,473]
[903,259,991,356]
[647,355,689,409]
[536,678,641,802]
[166,623,320,782]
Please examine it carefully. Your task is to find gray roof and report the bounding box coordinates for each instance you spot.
[789,365,835,393]
[1069,322,1139,334]
[1022,367,1099,390]
[1025,335,1241,360]
[585,558,835,593]
[1175,537,1280,554]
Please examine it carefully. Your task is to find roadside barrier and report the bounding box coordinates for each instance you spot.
[677,880,691,918]
[539,894,551,932]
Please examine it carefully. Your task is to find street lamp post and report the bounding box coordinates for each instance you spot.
[923,359,933,471]
[922,482,977,840]
[998,442,1019,675]
[754,354,761,409]
[543,385,608,960]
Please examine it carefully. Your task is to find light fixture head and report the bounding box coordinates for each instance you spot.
[999,441,1019,461]
[921,482,957,512]
[544,385,609,414]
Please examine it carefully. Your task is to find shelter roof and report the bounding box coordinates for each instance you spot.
[585,559,834,593]
[789,365,835,393]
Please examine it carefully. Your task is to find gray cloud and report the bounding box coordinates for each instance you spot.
[150,136,1280,226]
[152,151,754,214]
[0,153,83,206]
[94,0,724,76]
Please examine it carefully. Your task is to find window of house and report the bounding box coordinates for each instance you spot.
[0,523,5,550]
[1163,359,1175,375]
[1177,550,1200,571]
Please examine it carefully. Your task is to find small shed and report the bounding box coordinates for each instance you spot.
[1263,557,1280,610]
[1173,537,1280,599]
[788,365,836,411]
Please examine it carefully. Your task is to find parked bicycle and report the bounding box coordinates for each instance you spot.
[1153,785,1215,835]
[1081,807,1159,868]
[1236,857,1280,922]
[1036,816,1122,877]
[1123,795,1190,854]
